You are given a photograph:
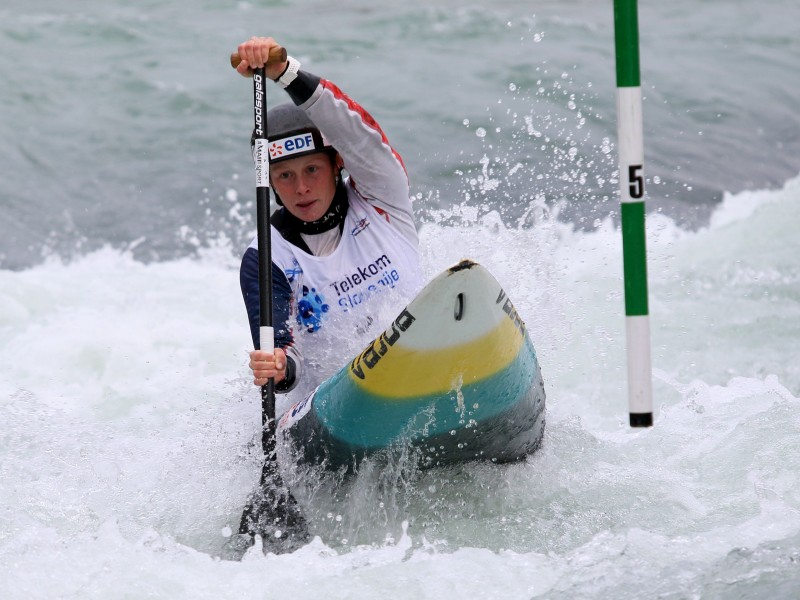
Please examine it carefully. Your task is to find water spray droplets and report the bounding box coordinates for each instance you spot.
[445,54,618,234]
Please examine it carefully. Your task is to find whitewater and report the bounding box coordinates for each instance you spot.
[2,0,800,598]
[3,176,800,597]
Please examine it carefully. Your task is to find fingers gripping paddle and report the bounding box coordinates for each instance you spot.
[229,47,285,76]
[235,46,309,554]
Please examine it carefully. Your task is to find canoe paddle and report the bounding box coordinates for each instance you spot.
[233,45,310,554]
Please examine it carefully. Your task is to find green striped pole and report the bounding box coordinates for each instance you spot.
[614,0,653,427]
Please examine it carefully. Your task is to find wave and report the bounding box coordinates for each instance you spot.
[1,172,798,599]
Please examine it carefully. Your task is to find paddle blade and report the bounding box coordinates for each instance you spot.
[237,459,310,554]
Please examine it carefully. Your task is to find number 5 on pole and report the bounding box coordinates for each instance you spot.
[614,0,653,427]
[628,164,644,199]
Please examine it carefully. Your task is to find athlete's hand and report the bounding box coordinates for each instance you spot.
[235,36,288,80]
[249,347,287,386]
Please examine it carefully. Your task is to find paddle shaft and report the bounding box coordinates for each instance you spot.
[252,69,278,454]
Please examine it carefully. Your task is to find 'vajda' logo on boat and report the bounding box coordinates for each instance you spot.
[350,309,415,379]
[496,288,526,335]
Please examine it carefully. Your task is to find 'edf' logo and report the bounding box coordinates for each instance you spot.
[270,133,317,159]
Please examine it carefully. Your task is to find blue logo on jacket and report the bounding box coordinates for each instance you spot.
[284,260,303,284]
[297,286,329,332]
[351,215,371,237]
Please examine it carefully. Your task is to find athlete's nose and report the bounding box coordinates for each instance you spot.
[295,174,312,195]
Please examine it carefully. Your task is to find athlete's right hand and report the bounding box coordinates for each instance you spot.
[249,347,287,386]
[235,36,288,80]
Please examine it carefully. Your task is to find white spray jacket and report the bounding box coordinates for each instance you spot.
[240,68,422,405]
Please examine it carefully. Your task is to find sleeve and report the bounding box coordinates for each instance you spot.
[282,70,418,246]
[239,246,302,392]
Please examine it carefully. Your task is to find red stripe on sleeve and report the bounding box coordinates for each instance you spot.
[320,79,407,175]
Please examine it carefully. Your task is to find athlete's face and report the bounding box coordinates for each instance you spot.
[270,153,338,222]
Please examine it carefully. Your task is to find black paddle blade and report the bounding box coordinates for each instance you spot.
[236,456,310,555]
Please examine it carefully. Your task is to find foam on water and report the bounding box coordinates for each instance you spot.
[2,173,799,598]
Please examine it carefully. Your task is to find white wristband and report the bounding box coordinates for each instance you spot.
[276,56,301,88]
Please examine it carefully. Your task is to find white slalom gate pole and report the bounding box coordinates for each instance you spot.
[613,0,653,427]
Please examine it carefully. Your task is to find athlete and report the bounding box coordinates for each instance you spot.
[236,37,423,409]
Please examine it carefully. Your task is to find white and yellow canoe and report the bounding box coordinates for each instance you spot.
[278,260,546,472]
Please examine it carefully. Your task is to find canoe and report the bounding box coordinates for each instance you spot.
[278,259,546,472]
